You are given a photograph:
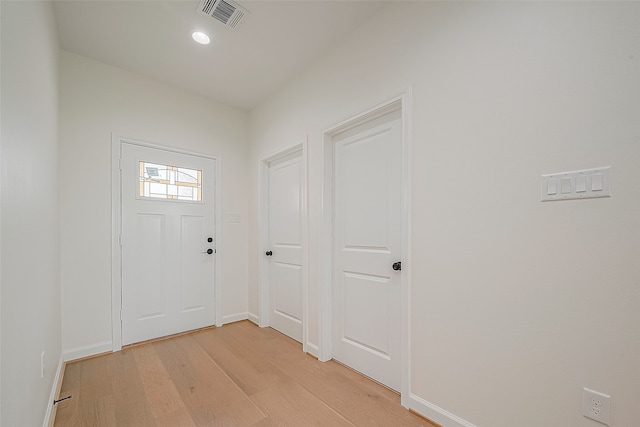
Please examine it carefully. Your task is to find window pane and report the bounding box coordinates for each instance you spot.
[149,182,167,198]
[177,168,198,184]
[139,161,202,202]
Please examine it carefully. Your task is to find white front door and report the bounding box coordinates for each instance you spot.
[266,150,303,342]
[121,142,216,345]
[332,109,402,391]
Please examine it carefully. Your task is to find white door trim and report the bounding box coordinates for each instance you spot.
[258,140,309,352]
[320,89,412,406]
[111,135,222,351]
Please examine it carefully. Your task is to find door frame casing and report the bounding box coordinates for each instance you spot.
[258,140,309,352]
[320,89,412,406]
[111,135,222,351]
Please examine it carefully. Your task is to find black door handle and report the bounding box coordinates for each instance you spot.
[202,248,214,255]
[392,261,402,271]
[265,250,273,256]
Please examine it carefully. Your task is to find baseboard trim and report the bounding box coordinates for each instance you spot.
[63,341,112,362]
[247,312,259,325]
[408,393,476,427]
[43,354,65,427]
[306,342,319,358]
[221,312,248,325]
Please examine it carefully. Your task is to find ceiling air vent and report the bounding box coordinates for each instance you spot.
[197,0,250,30]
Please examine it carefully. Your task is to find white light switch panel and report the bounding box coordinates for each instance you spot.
[541,167,611,201]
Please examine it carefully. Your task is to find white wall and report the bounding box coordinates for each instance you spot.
[248,2,640,426]
[0,1,62,426]
[59,51,249,356]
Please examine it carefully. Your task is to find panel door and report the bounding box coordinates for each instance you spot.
[121,143,215,345]
[332,109,402,391]
[267,151,303,342]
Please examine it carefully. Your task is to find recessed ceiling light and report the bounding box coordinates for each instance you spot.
[192,31,210,45]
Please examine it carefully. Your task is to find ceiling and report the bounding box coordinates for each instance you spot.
[53,0,387,110]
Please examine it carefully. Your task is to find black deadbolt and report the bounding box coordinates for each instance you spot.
[392,261,402,271]
[265,251,273,256]
[207,237,213,242]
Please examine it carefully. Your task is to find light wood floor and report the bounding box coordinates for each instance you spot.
[54,321,432,426]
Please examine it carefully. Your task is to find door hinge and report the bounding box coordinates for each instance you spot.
[118,158,122,170]
[119,234,122,247]
[120,310,123,321]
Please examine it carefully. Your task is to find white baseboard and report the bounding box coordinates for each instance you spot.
[221,312,248,325]
[247,312,259,325]
[63,341,112,362]
[42,354,64,427]
[408,393,476,427]
[306,342,319,358]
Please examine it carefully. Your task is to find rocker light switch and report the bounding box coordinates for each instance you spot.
[592,174,603,191]
[541,167,611,201]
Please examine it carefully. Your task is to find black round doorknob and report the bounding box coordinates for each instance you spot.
[205,248,213,255]
[207,237,213,243]
[392,261,402,271]
[265,250,273,256]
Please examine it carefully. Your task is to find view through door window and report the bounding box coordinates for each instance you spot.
[138,161,202,201]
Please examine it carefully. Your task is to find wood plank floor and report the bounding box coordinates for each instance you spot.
[54,321,432,426]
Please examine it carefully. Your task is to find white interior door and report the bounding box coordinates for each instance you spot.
[121,143,215,345]
[332,109,402,391]
[266,150,303,342]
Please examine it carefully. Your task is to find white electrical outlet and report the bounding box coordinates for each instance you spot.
[583,387,611,425]
[40,351,45,379]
